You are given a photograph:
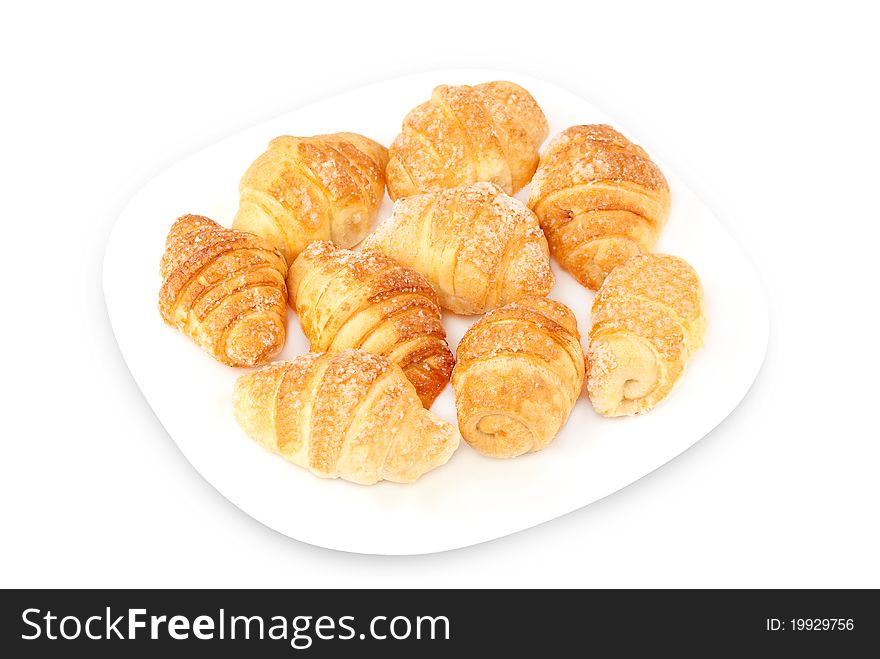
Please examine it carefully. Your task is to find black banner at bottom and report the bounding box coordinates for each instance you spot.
[1,589,876,655]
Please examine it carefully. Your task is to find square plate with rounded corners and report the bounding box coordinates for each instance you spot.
[103,69,768,555]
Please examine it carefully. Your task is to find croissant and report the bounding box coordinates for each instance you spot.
[452,296,585,458]
[232,132,389,264]
[527,124,670,290]
[586,254,706,417]
[361,182,553,314]
[385,81,548,200]
[288,241,454,408]
[233,350,460,484]
[158,214,288,367]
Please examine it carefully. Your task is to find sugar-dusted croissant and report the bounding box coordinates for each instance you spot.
[362,182,553,314]
[528,125,670,290]
[586,254,706,417]
[385,81,548,200]
[234,350,460,484]
[158,214,288,367]
[288,241,454,408]
[232,132,389,264]
[452,296,585,458]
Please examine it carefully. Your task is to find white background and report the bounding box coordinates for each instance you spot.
[1,1,877,587]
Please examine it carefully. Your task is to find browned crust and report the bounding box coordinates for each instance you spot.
[233,351,460,484]
[288,241,454,407]
[158,214,288,367]
[586,254,706,417]
[528,124,671,290]
[386,81,549,200]
[233,132,389,264]
[362,182,553,315]
[452,296,585,457]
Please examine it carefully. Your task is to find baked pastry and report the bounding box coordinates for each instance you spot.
[362,182,553,314]
[232,132,388,264]
[527,124,670,290]
[452,296,585,457]
[586,254,706,416]
[158,214,288,367]
[288,241,454,407]
[233,350,460,484]
[386,81,548,200]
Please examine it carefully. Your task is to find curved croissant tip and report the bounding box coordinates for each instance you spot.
[232,372,258,426]
[460,411,536,459]
[432,419,461,465]
[167,213,216,238]
[381,411,460,483]
[232,363,279,404]
[223,317,286,367]
[232,372,251,408]
[587,332,660,417]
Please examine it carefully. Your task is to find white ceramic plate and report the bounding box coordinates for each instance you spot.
[103,69,768,555]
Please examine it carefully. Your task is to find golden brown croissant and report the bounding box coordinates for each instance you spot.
[385,81,548,200]
[233,350,460,484]
[452,296,585,457]
[361,182,553,314]
[527,125,670,290]
[288,241,454,408]
[232,132,389,264]
[586,254,706,416]
[158,214,288,367]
